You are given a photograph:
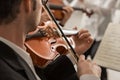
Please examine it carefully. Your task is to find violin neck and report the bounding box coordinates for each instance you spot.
[26,29,46,40]
[48,3,94,17]
[48,3,83,11]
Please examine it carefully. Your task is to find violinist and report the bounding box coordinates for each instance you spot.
[0,0,101,80]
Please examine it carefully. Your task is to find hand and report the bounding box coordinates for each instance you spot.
[39,10,54,25]
[59,6,74,26]
[77,55,101,78]
[72,29,93,55]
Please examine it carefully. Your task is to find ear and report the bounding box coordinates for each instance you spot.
[23,0,32,12]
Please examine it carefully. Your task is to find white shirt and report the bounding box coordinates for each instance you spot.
[80,74,100,80]
[112,0,120,24]
[115,0,120,9]
[111,9,120,24]
[80,0,117,41]
[63,0,83,29]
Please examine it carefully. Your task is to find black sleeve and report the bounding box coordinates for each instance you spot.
[35,55,79,80]
[0,59,28,80]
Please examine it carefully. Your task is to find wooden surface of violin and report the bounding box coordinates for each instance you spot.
[25,24,59,67]
[25,21,78,67]
[25,37,59,67]
[48,0,63,5]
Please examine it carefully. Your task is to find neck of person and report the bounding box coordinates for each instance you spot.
[0,20,26,50]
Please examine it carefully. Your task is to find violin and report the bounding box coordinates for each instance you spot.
[25,0,79,67]
[47,0,94,20]
[25,37,59,67]
[50,37,76,54]
[25,21,78,67]
[48,3,94,18]
[25,24,60,67]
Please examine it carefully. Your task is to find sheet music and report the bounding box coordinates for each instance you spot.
[93,23,120,71]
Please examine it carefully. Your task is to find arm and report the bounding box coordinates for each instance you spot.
[67,29,101,80]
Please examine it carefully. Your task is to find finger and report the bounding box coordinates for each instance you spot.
[87,37,94,43]
[93,62,101,71]
[72,26,78,30]
[93,64,101,77]
[62,8,73,18]
[63,6,74,13]
[87,55,92,61]
[79,55,85,62]
[78,33,91,39]
[78,29,89,35]
[86,59,92,63]
[83,37,93,44]
[62,10,67,16]
[62,8,69,14]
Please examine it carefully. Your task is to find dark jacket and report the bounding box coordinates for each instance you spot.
[0,41,79,80]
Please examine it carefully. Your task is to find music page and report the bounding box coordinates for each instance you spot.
[93,23,120,71]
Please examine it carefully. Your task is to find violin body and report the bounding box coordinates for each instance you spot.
[25,36,75,67]
[25,25,59,67]
[25,21,77,67]
[25,37,59,67]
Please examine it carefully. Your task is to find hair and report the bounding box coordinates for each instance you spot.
[0,0,36,25]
